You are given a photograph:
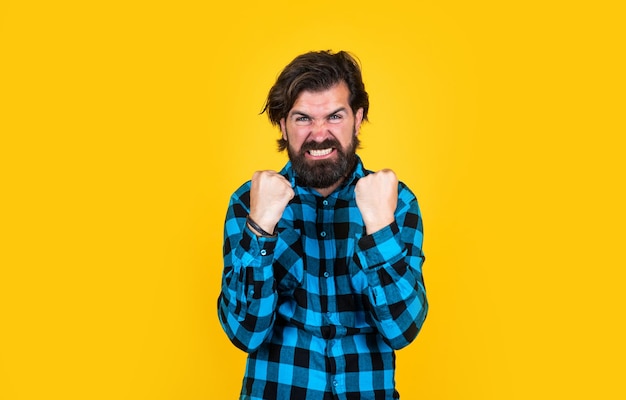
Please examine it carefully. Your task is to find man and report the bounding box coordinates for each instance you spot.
[218,50,428,400]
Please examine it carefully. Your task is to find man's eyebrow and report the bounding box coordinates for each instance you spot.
[326,107,347,117]
[289,107,348,118]
[289,110,311,118]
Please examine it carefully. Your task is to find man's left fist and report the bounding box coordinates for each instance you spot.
[355,169,398,235]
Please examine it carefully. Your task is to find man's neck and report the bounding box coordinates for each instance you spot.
[314,178,344,198]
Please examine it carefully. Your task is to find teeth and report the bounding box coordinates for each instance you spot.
[309,148,333,157]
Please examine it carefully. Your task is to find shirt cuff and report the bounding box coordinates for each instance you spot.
[236,224,278,275]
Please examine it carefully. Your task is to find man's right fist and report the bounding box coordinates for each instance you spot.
[248,171,295,235]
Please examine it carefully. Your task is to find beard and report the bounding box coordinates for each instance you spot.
[287,131,360,189]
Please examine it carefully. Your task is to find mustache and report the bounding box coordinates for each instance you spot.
[299,138,341,153]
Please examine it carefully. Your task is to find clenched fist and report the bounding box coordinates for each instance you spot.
[248,170,295,236]
[355,169,398,235]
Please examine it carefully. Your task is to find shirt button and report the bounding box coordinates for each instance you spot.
[322,200,328,206]
[326,312,332,318]
[323,272,330,278]
[320,231,326,237]
[248,289,254,296]
[333,380,338,387]
[260,249,267,256]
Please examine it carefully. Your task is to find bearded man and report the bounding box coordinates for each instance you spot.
[218,50,428,400]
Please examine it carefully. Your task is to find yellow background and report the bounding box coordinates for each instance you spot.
[1,1,624,399]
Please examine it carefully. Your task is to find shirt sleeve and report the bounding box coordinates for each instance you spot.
[217,186,279,353]
[353,183,428,349]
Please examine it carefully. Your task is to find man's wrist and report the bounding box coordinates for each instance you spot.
[246,215,277,237]
[363,215,394,235]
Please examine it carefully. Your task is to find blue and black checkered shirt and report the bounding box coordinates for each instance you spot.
[218,156,428,400]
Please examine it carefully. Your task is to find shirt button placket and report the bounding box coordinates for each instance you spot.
[326,339,338,393]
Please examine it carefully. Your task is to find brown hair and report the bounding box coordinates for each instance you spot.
[262,50,369,151]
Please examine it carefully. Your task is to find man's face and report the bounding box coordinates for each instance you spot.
[280,81,364,190]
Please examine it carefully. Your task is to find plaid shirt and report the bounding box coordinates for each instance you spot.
[218,156,428,400]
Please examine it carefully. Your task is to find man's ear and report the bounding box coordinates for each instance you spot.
[354,108,364,136]
[280,118,287,140]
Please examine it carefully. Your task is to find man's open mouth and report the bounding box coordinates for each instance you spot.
[308,148,333,157]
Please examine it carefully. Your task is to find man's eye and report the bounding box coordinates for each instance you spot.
[295,117,310,122]
[329,114,342,122]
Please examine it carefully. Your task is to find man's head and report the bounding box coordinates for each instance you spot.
[263,50,369,151]
[262,50,370,190]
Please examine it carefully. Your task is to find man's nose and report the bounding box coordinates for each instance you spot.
[310,120,330,141]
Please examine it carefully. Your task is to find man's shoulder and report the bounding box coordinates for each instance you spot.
[228,180,252,209]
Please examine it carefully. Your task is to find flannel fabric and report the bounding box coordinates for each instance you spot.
[218,156,428,400]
